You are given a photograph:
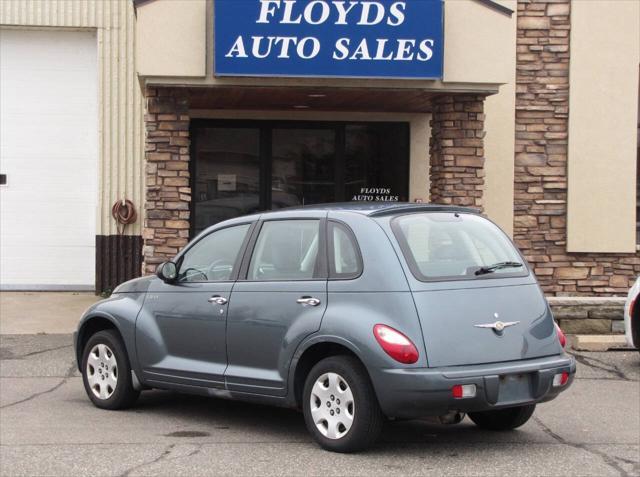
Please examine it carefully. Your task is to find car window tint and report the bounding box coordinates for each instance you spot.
[393,213,525,280]
[178,224,250,282]
[330,222,361,278]
[248,220,320,281]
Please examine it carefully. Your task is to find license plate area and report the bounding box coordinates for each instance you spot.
[498,373,533,403]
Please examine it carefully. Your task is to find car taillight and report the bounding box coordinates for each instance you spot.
[452,384,476,399]
[373,324,419,364]
[553,371,569,387]
[554,322,566,348]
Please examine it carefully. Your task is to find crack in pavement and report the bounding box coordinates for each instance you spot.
[570,352,636,382]
[185,443,204,458]
[533,416,631,477]
[118,443,203,477]
[0,362,76,410]
[0,343,72,360]
[119,444,177,477]
[13,344,73,359]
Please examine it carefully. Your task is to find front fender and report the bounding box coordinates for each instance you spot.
[74,293,146,374]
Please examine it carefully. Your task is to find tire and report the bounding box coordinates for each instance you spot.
[81,329,140,410]
[468,404,536,431]
[631,318,640,355]
[302,355,383,453]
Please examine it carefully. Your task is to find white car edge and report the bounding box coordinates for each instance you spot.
[624,276,640,351]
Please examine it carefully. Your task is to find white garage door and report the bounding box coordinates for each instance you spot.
[0,30,98,290]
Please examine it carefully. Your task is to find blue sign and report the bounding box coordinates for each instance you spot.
[214,0,444,79]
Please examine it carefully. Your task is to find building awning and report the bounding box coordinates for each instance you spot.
[185,85,440,113]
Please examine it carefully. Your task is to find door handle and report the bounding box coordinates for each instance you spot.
[208,295,228,305]
[296,296,321,307]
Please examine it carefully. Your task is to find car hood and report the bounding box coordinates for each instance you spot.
[113,275,155,294]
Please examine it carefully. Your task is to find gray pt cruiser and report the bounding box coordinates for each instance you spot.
[74,203,575,452]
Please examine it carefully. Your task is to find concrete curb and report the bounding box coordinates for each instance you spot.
[569,334,635,352]
[547,296,627,335]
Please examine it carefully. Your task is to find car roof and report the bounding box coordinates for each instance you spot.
[197,202,481,237]
[266,202,480,217]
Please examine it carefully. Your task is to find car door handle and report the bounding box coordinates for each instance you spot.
[208,296,228,305]
[296,296,321,307]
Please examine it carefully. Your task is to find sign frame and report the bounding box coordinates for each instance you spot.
[213,0,445,80]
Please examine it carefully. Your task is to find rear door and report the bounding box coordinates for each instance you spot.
[225,213,328,396]
[384,211,561,368]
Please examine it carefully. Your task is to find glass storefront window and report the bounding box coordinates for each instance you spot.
[345,123,409,202]
[272,128,335,209]
[193,127,260,234]
[192,121,410,235]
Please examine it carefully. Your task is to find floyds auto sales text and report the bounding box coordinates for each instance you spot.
[352,188,399,202]
[225,1,436,62]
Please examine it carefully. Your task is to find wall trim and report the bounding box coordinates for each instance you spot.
[473,0,514,17]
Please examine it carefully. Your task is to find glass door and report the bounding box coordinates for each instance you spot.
[192,127,261,235]
[271,128,336,209]
[344,123,410,202]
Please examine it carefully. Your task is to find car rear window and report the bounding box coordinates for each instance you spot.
[391,212,528,281]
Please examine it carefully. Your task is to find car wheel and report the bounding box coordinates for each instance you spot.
[468,404,536,431]
[81,329,140,410]
[632,317,640,355]
[302,355,382,453]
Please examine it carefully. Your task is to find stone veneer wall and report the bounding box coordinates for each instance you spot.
[429,95,487,211]
[514,0,640,296]
[142,87,191,275]
[548,297,627,335]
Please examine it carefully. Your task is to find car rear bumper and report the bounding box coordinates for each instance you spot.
[371,354,576,419]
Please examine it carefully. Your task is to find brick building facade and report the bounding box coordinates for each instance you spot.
[513,0,640,295]
[134,0,639,299]
[429,95,487,211]
[142,88,192,275]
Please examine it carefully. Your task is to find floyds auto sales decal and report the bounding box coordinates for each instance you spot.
[351,188,399,201]
[214,0,444,79]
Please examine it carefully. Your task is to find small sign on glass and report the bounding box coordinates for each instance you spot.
[218,174,237,192]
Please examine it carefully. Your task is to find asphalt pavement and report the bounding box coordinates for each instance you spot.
[0,334,638,477]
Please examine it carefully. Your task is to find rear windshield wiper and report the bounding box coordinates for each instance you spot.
[475,261,523,276]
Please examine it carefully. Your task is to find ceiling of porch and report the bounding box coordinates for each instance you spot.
[186,86,436,113]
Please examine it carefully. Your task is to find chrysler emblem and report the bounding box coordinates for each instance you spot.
[474,317,520,333]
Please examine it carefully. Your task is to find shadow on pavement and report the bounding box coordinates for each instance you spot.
[116,389,522,448]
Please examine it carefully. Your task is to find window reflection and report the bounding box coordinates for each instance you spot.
[193,122,410,235]
[272,129,335,209]
[193,128,260,234]
[345,124,409,202]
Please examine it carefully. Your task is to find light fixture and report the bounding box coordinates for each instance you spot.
[308,93,326,98]
[452,384,477,399]
[293,105,310,109]
[552,372,569,387]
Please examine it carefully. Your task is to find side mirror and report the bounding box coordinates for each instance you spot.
[156,261,178,283]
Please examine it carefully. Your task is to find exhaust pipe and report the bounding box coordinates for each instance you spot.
[419,411,466,425]
[439,411,465,425]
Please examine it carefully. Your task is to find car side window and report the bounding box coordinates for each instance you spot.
[329,222,362,279]
[177,224,251,282]
[248,220,320,281]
